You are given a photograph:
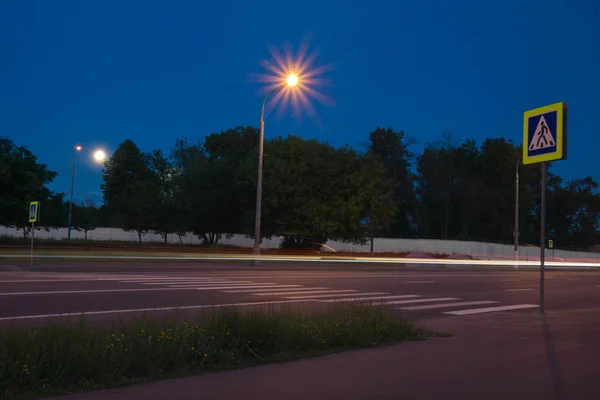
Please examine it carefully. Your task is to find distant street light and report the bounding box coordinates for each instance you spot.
[67,146,108,240]
[67,145,83,240]
[253,73,301,254]
[94,149,106,162]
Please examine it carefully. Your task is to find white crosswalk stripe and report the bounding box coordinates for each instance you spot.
[253,289,358,296]
[444,304,538,315]
[143,281,251,286]
[399,301,499,311]
[165,282,259,287]
[117,278,227,283]
[284,292,389,299]
[368,297,459,306]
[193,284,297,291]
[319,295,421,303]
[224,287,330,293]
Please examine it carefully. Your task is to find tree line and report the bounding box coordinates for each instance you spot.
[1,127,599,250]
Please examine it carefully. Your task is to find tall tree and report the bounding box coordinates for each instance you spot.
[368,127,418,237]
[72,198,100,240]
[240,135,396,248]
[416,134,460,240]
[0,137,58,237]
[547,176,600,249]
[101,139,159,244]
[148,149,184,243]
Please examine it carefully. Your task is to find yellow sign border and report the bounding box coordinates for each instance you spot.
[28,201,39,223]
[523,102,566,165]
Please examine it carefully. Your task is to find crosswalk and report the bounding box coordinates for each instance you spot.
[0,272,540,317]
[111,275,539,317]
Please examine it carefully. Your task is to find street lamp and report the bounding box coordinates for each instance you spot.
[67,145,82,240]
[514,156,523,265]
[253,74,301,254]
[67,146,107,240]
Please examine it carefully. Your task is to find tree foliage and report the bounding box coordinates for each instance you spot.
[0,137,60,237]
[72,198,100,240]
[1,127,599,251]
[101,139,159,243]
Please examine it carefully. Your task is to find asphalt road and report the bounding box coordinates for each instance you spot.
[1,261,599,323]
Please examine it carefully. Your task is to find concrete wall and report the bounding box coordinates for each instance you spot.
[1,226,599,262]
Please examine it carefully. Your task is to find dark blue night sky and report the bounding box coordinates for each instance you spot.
[2,0,599,204]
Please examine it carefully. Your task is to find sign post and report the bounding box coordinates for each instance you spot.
[28,201,39,264]
[523,102,568,313]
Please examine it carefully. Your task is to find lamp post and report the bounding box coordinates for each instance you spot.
[514,156,523,266]
[67,145,82,240]
[67,147,106,240]
[253,74,299,254]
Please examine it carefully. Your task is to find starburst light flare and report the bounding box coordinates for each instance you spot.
[250,36,335,123]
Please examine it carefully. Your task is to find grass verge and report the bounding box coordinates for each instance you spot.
[0,305,438,399]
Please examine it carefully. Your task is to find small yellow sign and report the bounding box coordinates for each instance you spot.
[28,201,39,223]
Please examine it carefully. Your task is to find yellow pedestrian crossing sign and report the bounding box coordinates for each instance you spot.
[28,201,39,223]
[523,102,568,165]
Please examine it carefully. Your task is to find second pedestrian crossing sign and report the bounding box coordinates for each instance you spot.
[523,102,568,165]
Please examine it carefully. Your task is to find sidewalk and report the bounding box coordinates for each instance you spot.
[48,308,600,400]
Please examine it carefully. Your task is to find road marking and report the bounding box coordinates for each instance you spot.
[505,288,534,292]
[399,300,499,311]
[319,295,421,303]
[118,278,227,283]
[0,287,213,296]
[369,297,459,305]
[284,292,389,299]
[173,283,280,288]
[224,287,328,293]
[165,282,259,287]
[194,284,297,290]
[0,299,317,321]
[0,279,125,283]
[405,281,434,284]
[140,280,251,286]
[501,279,521,282]
[444,304,539,315]
[253,289,358,296]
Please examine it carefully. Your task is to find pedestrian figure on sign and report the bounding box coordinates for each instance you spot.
[536,121,549,148]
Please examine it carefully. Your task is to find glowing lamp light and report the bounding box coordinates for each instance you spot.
[250,37,335,123]
[286,74,299,87]
[93,150,106,162]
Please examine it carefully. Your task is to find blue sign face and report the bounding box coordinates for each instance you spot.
[527,110,558,158]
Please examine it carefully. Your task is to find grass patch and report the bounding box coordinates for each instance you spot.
[0,305,435,399]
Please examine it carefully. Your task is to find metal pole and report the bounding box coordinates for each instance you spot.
[253,93,271,254]
[67,151,75,240]
[30,222,35,265]
[540,162,547,313]
[514,159,520,267]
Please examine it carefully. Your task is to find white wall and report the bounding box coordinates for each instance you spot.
[1,226,599,262]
